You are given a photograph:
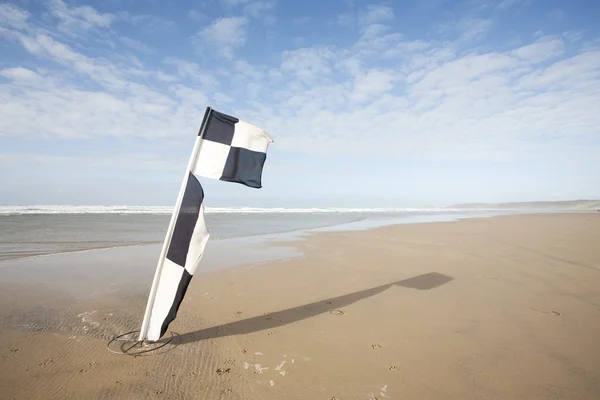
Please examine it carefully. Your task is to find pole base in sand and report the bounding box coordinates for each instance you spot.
[106,330,174,355]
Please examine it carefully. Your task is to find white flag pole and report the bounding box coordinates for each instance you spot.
[138,106,212,342]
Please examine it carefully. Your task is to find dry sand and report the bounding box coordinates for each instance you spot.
[1,213,600,399]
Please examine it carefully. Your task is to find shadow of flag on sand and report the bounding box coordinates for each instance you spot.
[176,272,454,345]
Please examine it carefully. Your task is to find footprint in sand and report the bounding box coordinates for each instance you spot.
[79,361,98,373]
[253,364,269,374]
[380,384,390,398]
[275,361,287,371]
[243,353,309,381]
[530,307,561,316]
[275,360,288,376]
[39,358,54,367]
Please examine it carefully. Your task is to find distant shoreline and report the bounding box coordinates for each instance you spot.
[450,199,600,211]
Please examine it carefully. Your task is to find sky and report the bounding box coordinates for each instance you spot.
[1,0,599,207]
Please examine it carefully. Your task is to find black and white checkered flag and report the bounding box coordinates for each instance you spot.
[140,108,273,341]
[192,110,273,188]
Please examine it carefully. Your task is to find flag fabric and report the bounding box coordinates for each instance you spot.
[191,110,273,188]
[143,108,272,341]
[146,172,209,341]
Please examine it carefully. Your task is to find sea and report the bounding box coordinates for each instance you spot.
[0,205,521,263]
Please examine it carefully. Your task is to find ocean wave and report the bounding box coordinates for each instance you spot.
[0,205,463,215]
[0,205,173,215]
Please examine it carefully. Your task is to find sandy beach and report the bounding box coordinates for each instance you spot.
[1,213,600,399]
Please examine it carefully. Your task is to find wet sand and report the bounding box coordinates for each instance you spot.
[1,213,600,399]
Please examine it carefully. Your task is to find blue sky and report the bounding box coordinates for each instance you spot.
[1,0,599,207]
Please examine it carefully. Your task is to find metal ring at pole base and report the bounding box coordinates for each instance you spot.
[106,330,174,355]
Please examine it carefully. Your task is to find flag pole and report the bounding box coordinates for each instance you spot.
[137,106,212,342]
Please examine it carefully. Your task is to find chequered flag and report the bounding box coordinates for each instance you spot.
[142,108,273,341]
[147,172,209,340]
[191,110,273,188]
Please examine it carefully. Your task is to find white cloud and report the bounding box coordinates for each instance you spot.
[120,37,155,54]
[0,67,41,82]
[337,4,395,32]
[511,38,564,63]
[516,50,600,90]
[120,13,175,33]
[351,69,395,102]
[220,0,277,19]
[457,17,492,40]
[14,33,130,90]
[496,0,528,10]
[244,0,277,18]
[354,30,431,62]
[411,52,516,93]
[359,4,395,26]
[171,85,209,108]
[194,17,248,59]
[164,58,219,87]
[48,0,115,32]
[233,60,265,81]
[280,47,339,83]
[0,3,30,30]
[213,92,235,105]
